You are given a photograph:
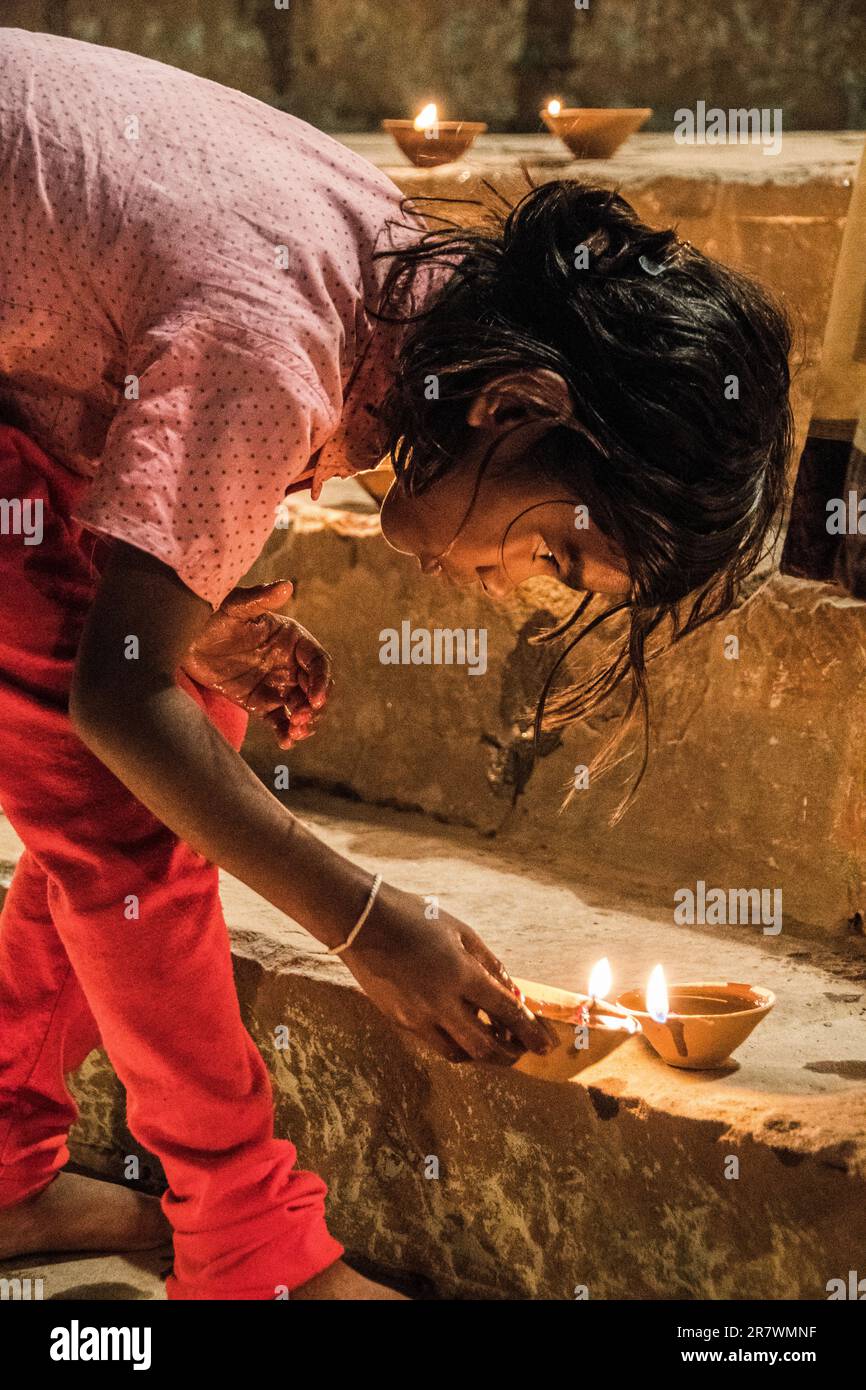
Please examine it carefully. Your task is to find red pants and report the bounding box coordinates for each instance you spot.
[0,425,343,1297]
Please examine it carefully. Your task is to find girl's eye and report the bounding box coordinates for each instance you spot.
[533,539,563,576]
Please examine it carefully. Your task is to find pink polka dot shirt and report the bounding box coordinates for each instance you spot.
[0,29,429,607]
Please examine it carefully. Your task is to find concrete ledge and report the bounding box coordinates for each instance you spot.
[340,130,863,193]
[2,804,864,1299]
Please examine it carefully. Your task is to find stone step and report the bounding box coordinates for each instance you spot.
[1,802,864,1299]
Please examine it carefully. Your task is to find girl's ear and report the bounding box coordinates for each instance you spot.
[466,369,574,429]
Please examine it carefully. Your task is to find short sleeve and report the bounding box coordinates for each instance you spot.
[72,318,339,607]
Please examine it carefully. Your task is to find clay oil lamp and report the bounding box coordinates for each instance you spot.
[541,97,652,159]
[382,102,487,168]
[510,958,641,1079]
[616,965,775,1070]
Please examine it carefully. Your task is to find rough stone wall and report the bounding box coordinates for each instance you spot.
[554,0,866,133]
[234,137,863,940]
[64,942,866,1300]
[3,0,865,130]
[243,516,866,940]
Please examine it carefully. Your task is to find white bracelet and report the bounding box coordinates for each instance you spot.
[329,874,382,955]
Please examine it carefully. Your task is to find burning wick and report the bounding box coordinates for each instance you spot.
[513,971,641,1040]
[413,102,438,132]
[547,99,562,116]
[646,963,670,1024]
[578,957,639,1033]
[587,956,612,1010]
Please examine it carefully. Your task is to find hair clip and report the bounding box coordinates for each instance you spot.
[638,254,666,277]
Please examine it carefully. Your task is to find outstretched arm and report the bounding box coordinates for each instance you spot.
[70,541,556,1064]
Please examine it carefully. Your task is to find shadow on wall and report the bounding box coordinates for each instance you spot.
[4,0,866,131]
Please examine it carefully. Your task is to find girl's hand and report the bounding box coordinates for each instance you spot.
[341,882,559,1063]
[182,581,332,748]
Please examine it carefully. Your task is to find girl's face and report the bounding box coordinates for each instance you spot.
[379,383,631,600]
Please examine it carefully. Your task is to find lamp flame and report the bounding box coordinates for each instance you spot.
[646,964,669,1023]
[547,99,562,116]
[413,102,438,132]
[588,956,612,1001]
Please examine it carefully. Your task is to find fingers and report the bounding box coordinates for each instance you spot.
[294,635,332,711]
[282,686,319,742]
[282,720,315,748]
[433,1027,472,1063]
[479,977,559,1054]
[439,1005,530,1066]
[257,672,325,747]
[262,706,294,747]
[459,926,516,991]
[221,580,294,617]
[460,934,558,1055]
[262,704,319,750]
[398,1017,518,1066]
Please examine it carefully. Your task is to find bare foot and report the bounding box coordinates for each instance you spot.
[291,1258,408,1300]
[0,1171,171,1261]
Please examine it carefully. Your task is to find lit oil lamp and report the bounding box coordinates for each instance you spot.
[518,958,639,1032]
[617,965,775,1070]
[382,101,487,168]
[506,960,641,1078]
[540,100,653,159]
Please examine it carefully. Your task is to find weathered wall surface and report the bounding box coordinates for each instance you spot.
[246,518,866,941]
[236,132,865,941]
[3,0,865,131]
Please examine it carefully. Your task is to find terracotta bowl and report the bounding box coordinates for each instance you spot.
[540,107,652,159]
[381,119,487,167]
[509,977,640,1079]
[615,981,775,1071]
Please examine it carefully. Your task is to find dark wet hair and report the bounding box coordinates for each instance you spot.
[373,181,793,819]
